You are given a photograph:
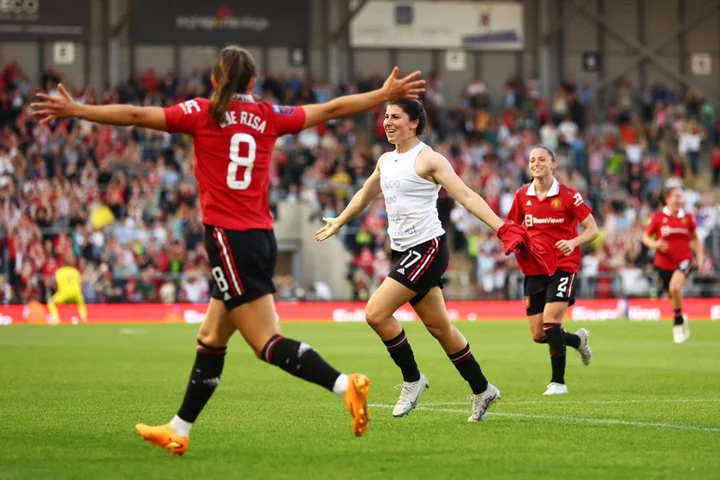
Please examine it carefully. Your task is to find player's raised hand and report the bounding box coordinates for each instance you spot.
[31,84,78,124]
[315,217,342,242]
[381,67,426,101]
[555,239,578,256]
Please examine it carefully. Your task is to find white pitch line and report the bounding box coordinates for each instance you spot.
[392,398,720,406]
[368,404,720,433]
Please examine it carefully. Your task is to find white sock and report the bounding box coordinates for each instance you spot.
[170,415,192,436]
[332,374,349,398]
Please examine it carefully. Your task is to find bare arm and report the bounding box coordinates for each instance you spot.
[557,214,599,256]
[691,233,705,269]
[642,231,664,250]
[31,84,168,130]
[422,151,504,231]
[335,164,383,228]
[315,158,384,241]
[72,103,167,130]
[302,67,425,129]
[575,214,599,247]
[641,232,654,249]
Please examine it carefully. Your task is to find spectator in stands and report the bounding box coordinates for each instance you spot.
[0,62,717,303]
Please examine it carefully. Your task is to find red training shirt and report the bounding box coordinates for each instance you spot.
[644,207,696,271]
[507,178,592,275]
[163,95,306,231]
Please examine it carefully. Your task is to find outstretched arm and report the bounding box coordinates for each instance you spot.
[302,67,425,129]
[32,84,167,130]
[423,151,505,231]
[315,159,384,241]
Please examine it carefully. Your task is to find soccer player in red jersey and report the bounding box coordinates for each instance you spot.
[507,145,599,395]
[32,46,425,454]
[642,186,705,344]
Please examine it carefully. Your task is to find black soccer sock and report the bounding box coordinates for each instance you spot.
[261,334,340,392]
[673,308,684,325]
[176,340,226,423]
[544,323,566,385]
[448,343,489,395]
[383,329,421,383]
[563,330,581,349]
[535,331,579,348]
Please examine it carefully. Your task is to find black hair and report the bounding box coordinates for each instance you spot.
[530,144,557,162]
[387,98,427,137]
[209,46,257,125]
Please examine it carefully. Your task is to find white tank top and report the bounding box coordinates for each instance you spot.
[380,141,445,252]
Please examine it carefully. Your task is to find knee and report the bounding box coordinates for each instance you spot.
[424,322,451,340]
[669,284,682,297]
[531,331,546,343]
[365,305,391,330]
[197,324,227,349]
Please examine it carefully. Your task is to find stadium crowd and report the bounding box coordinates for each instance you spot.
[0,62,718,305]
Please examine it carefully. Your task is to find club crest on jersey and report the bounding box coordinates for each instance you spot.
[551,198,563,210]
[272,105,295,115]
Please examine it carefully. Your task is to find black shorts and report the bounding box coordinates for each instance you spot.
[205,226,277,311]
[389,235,449,306]
[523,269,577,316]
[656,261,693,293]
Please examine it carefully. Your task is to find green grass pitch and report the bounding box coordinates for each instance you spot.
[2,320,720,479]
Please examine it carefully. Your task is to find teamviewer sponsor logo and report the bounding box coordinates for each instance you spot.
[660,226,689,237]
[711,305,720,321]
[525,215,565,228]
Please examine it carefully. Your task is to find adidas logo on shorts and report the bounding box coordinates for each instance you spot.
[397,267,406,275]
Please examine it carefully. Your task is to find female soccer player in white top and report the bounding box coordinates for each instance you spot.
[317,98,521,422]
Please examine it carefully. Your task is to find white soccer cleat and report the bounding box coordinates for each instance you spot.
[392,373,429,417]
[543,382,568,395]
[575,328,592,366]
[467,383,501,422]
[673,316,690,344]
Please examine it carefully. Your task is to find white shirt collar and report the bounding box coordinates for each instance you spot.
[662,206,685,218]
[527,177,560,197]
[232,94,255,102]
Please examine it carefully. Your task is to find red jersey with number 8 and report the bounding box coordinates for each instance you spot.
[163,95,305,231]
[507,178,592,274]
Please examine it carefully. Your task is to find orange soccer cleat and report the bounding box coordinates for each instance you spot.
[135,423,188,456]
[343,374,371,437]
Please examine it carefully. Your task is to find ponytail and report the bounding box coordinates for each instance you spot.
[209,46,258,126]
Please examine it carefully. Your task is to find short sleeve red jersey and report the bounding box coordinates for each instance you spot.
[644,207,696,270]
[163,95,306,231]
[507,178,592,274]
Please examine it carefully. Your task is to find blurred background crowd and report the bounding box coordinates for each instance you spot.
[1,62,719,305]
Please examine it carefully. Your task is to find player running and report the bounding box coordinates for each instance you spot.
[316,99,527,421]
[33,46,425,454]
[47,260,87,325]
[507,145,598,395]
[642,186,704,344]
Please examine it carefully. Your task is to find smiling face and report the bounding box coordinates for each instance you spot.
[383,104,418,145]
[528,147,556,180]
